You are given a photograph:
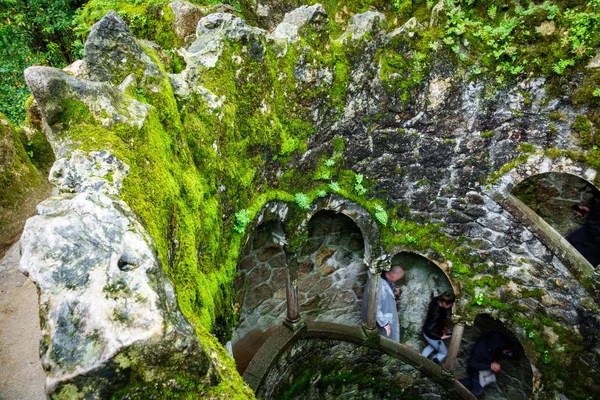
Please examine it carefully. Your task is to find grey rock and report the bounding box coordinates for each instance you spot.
[49,150,130,197]
[170,1,204,45]
[20,191,217,396]
[182,13,265,67]
[338,11,386,43]
[24,66,149,158]
[83,10,162,87]
[387,17,423,40]
[270,4,328,44]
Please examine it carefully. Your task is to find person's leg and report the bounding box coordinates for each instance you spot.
[422,344,435,358]
[435,341,449,362]
[423,334,444,362]
[421,333,436,358]
[469,370,484,397]
[458,377,472,388]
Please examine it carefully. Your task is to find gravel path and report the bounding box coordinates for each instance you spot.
[0,241,46,400]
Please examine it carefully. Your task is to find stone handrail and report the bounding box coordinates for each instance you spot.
[498,194,600,305]
[243,320,477,400]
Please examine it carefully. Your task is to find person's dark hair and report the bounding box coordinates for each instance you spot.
[439,291,455,304]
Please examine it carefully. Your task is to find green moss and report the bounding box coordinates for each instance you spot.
[481,130,494,138]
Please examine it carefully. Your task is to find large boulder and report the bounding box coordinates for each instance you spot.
[83,10,163,88]
[19,151,219,398]
[24,66,150,158]
[170,1,204,45]
[181,13,265,67]
[270,4,328,44]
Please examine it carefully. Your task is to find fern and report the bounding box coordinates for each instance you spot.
[325,159,336,167]
[233,209,251,233]
[374,205,388,226]
[552,59,575,75]
[354,174,367,196]
[295,192,311,210]
[328,181,340,192]
[317,189,327,198]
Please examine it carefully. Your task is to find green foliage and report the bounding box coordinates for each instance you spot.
[552,59,575,75]
[440,0,600,83]
[294,192,311,210]
[325,158,336,167]
[353,173,367,196]
[328,181,340,192]
[233,209,251,233]
[374,205,388,226]
[0,0,83,124]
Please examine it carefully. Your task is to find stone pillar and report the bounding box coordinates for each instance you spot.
[443,323,465,371]
[365,272,380,330]
[285,264,300,324]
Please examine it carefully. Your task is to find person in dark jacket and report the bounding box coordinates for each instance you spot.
[567,195,600,267]
[421,291,455,363]
[459,331,512,397]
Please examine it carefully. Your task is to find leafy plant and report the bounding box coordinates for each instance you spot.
[325,159,336,167]
[233,209,251,233]
[552,59,575,75]
[294,192,311,210]
[374,205,388,226]
[26,141,34,158]
[328,181,340,192]
[354,174,367,196]
[405,234,418,245]
[317,189,327,198]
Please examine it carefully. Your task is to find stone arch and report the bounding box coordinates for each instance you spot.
[390,251,456,349]
[512,171,600,237]
[490,154,597,196]
[295,209,368,325]
[487,156,599,288]
[458,314,534,400]
[292,195,384,269]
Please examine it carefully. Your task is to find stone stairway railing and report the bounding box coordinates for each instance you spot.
[243,320,477,400]
[499,194,600,306]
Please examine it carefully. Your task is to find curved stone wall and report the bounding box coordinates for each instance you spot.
[258,338,455,400]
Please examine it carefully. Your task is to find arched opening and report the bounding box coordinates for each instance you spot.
[232,221,287,374]
[457,314,534,400]
[512,172,600,267]
[296,210,367,324]
[232,210,368,375]
[391,251,454,349]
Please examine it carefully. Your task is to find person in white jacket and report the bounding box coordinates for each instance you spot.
[361,265,404,342]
